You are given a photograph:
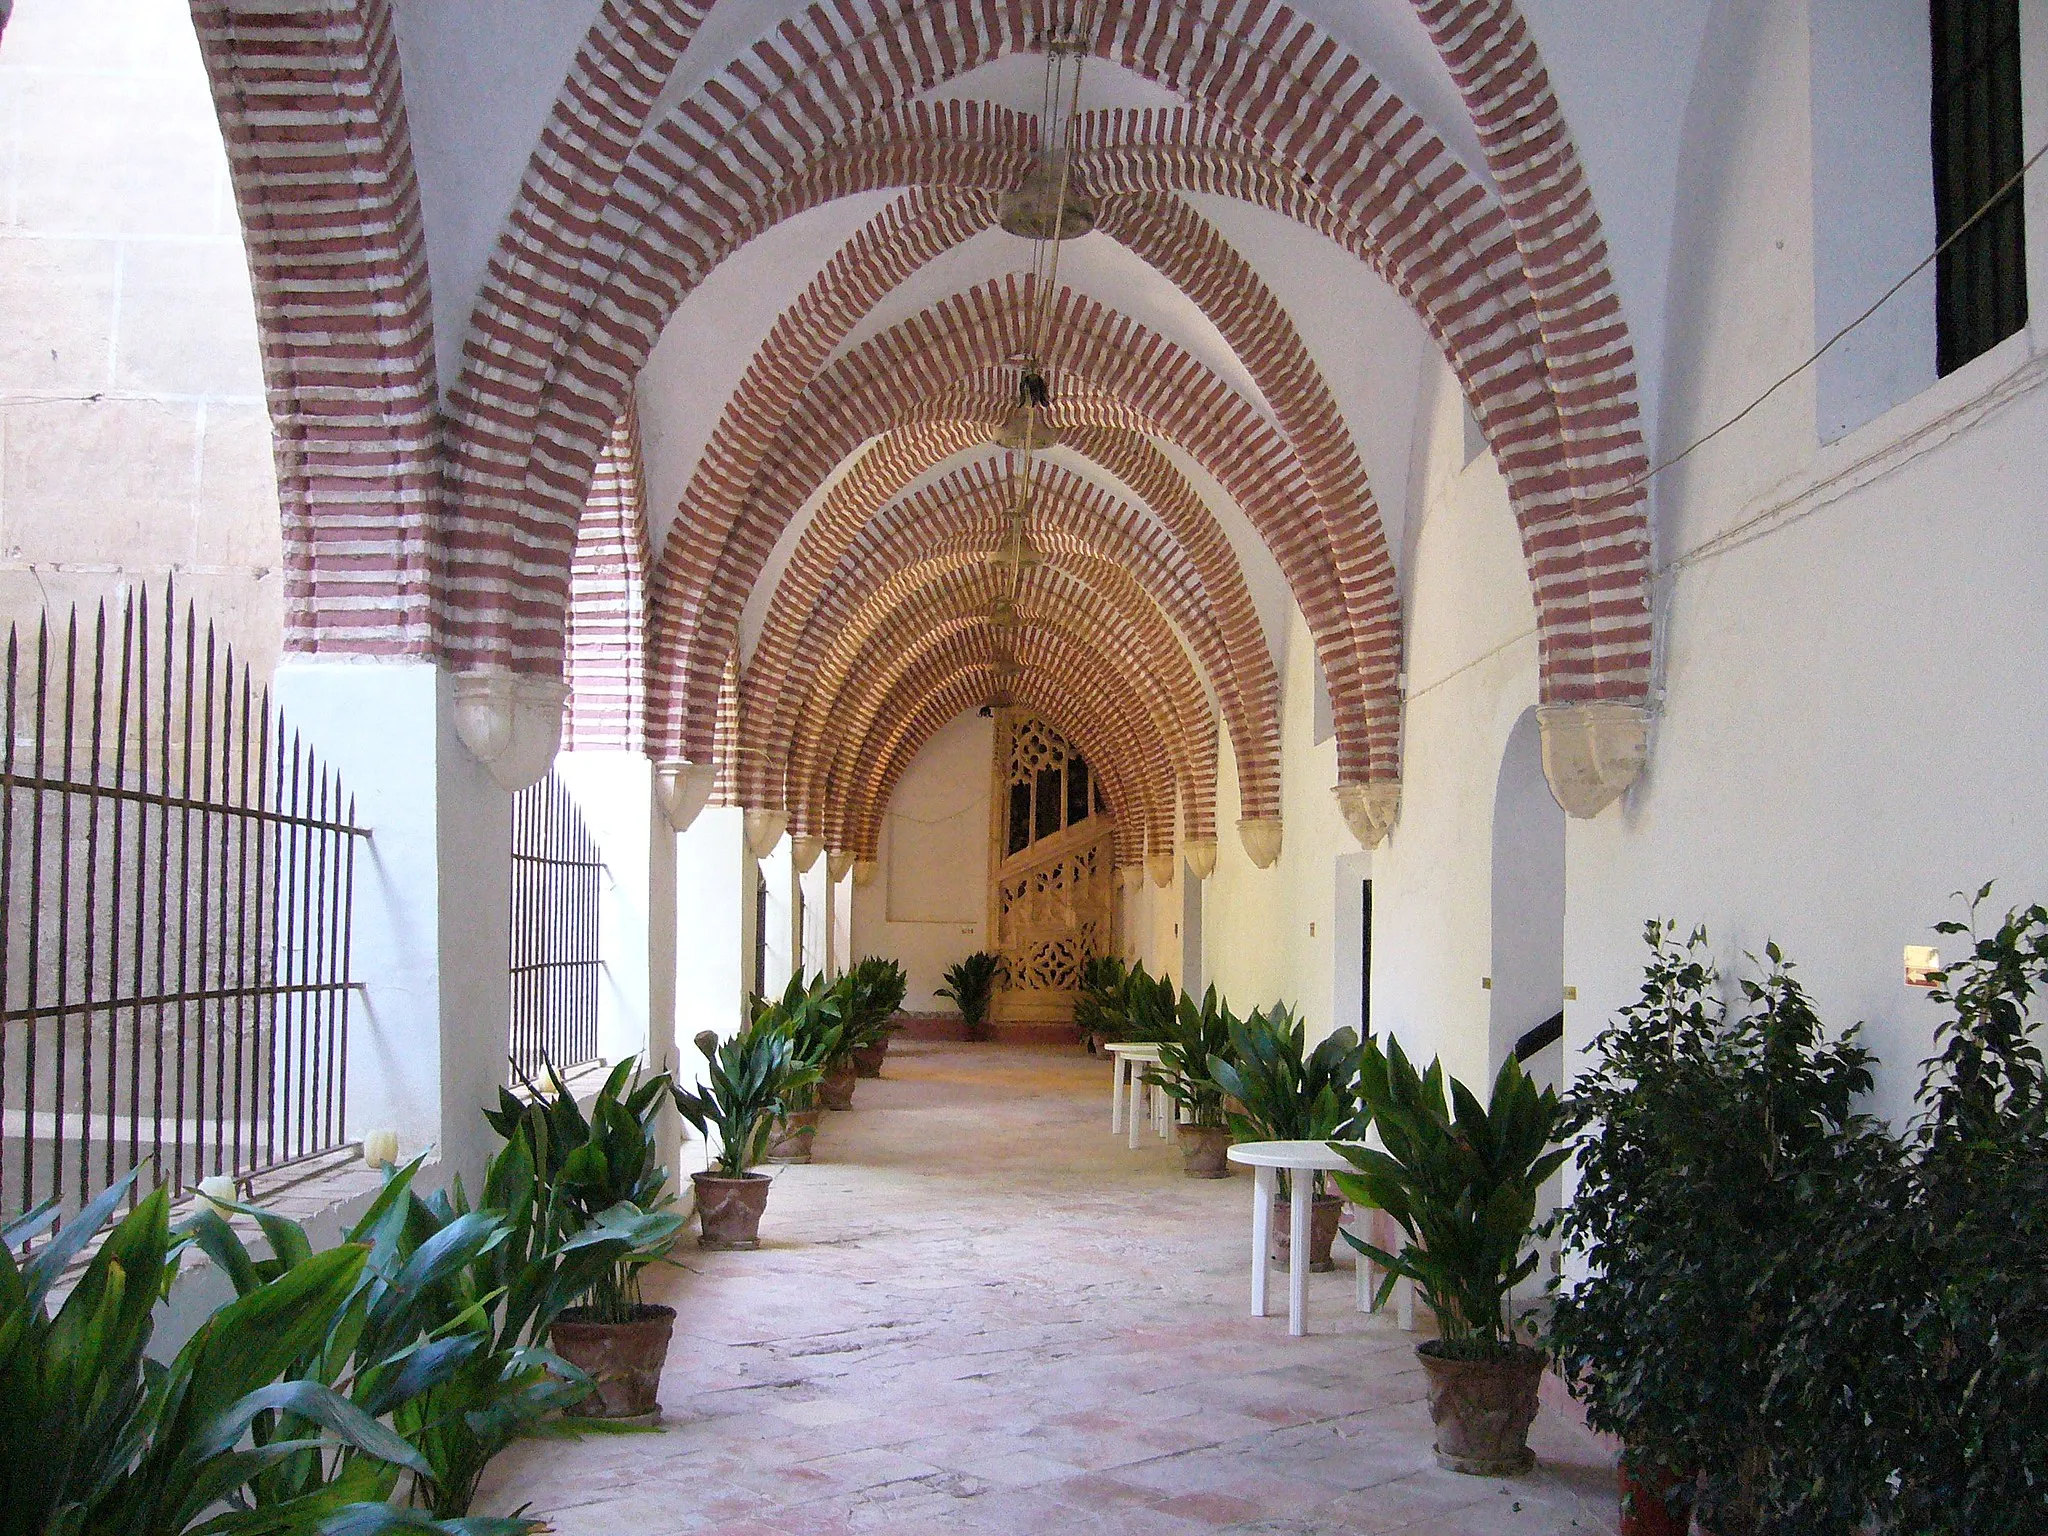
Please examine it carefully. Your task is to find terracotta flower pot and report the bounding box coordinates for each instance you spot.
[1270,1193,1345,1270]
[851,1039,889,1078]
[693,1170,772,1249]
[766,1108,821,1164]
[1618,1451,1695,1536]
[1416,1340,1545,1476]
[549,1303,675,1425]
[819,1056,858,1110]
[1178,1124,1233,1178]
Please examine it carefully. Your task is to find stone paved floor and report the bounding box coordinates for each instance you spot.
[478,1041,1619,1535]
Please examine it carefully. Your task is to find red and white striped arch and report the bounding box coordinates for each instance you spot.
[830,669,1152,867]
[821,630,1187,863]
[674,182,1385,810]
[563,410,649,751]
[655,279,1380,781]
[787,564,1216,842]
[435,0,1649,708]
[740,456,1282,820]
[191,0,439,655]
[188,0,1657,790]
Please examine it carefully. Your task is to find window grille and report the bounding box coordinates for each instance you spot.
[1931,0,2027,373]
[0,582,363,1229]
[508,772,603,1079]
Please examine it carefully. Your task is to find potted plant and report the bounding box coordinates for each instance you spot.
[484,1057,688,1422]
[1545,924,1876,1534]
[672,1025,812,1249]
[0,1174,455,1536]
[1337,1034,1566,1477]
[1747,891,2048,1534]
[181,1141,673,1522]
[1074,954,1129,1053]
[1143,983,1238,1176]
[1209,1005,1363,1268]
[750,973,844,1158]
[811,975,862,1110]
[937,951,1002,1040]
[845,956,909,1076]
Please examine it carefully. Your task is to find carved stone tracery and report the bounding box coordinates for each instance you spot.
[988,711,1116,1025]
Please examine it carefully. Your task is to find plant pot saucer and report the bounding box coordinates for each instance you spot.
[1435,1444,1534,1476]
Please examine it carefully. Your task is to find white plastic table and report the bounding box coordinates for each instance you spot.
[1105,1042,1170,1149]
[1227,1139,1361,1337]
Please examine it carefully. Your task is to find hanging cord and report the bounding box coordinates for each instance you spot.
[1627,138,2047,496]
[1001,6,1096,625]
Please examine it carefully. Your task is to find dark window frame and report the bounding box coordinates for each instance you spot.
[1931,0,2028,374]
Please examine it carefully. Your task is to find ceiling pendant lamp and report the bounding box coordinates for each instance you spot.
[997,149,1096,241]
[993,369,1061,451]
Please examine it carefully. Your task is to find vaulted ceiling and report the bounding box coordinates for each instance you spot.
[191,0,1683,862]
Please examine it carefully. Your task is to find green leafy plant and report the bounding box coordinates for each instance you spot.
[1545,922,1876,1531]
[936,951,1002,1035]
[1209,1005,1363,1147]
[0,1174,442,1536]
[1337,1035,1566,1359]
[482,1057,685,1324]
[1073,954,1129,1047]
[671,1024,811,1176]
[747,973,846,1111]
[1143,984,1238,1128]
[182,1142,677,1524]
[841,957,908,1050]
[1755,891,2048,1534]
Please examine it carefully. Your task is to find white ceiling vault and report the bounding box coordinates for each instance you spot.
[205,0,1701,859]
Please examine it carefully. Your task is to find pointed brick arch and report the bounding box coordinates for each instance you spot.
[821,631,1183,862]
[563,410,649,750]
[740,456,1282,820]
[438,0,1650,720]
[656,280,1384,783]
[788,564,1214,842]
[192,0,439,655]
[829,670,1151,867]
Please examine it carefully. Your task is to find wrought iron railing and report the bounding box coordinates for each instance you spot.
[0,582,364,1227]
[508,771,602,1079]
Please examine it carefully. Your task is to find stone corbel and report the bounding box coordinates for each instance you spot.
[451,673,568,793]
[1537,701,1653,818]
[1118,863,1145,894]
[1146,850,1174,888]
[851,858,880,888]
[1183,839,1218,880]
[653,759,717,833]
[791,834,825,874]
[743,808,790,860]
[1236,817,1283,870]
[826,850,856,883]
[1333,780,1402,850]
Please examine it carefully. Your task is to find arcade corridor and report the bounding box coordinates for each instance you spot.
[478,1043,1618,1535]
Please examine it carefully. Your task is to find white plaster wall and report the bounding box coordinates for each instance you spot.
[0,0,281,668]
[553,752,657,1070]
[1202,602,1353,1037]
[272,663,512,1190]
[1546,0,2048,1126]
[674,805,748,1057]
[850,710,992,1010]
[1488,709,1566,1073]
[1191,0,2048,1133]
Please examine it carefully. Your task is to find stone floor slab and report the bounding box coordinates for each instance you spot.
[477,1042,1617,1534]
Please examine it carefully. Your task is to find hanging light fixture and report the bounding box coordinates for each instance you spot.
[994,369,1062,450]
[981,12,1095,715]
[998,148,1096,240]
